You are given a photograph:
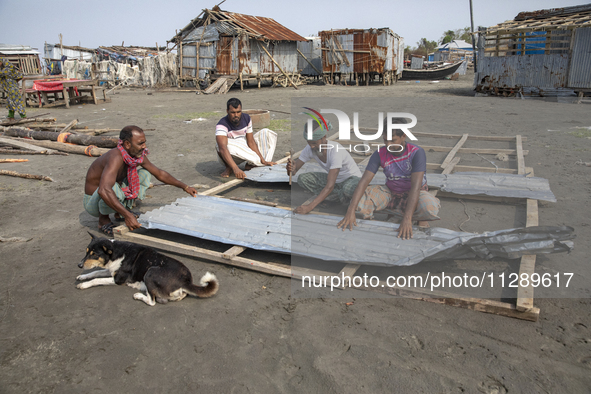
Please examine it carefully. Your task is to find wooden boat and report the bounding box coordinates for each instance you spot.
[401,61,463,80]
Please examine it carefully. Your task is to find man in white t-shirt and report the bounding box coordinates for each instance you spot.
[216,98,277,179]
[286,122,361,214]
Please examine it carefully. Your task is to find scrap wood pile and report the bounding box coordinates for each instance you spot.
[272,73,304,88]
[0,115,119,182]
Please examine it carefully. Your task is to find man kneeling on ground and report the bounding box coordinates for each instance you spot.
[287,121,362,214]
[84,125,197,235]
[216,97,277,179]
[337,117,440,240]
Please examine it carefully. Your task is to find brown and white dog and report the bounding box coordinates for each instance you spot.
[77,233,218,306]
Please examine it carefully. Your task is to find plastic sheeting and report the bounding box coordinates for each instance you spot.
[138,196,574,267]
[244,165,557,202]
[62,53,177,88]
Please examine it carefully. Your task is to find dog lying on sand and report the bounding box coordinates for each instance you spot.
[77,233,218,306]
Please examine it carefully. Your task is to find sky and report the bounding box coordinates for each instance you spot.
[0,0,585,55]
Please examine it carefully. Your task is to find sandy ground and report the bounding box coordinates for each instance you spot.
[1,73,591,393]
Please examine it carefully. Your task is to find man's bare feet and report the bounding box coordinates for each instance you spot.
[221,167,233,178]
[417,221,430,228]
[244,163,255,171]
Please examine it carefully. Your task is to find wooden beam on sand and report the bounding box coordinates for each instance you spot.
[0,170,53,182]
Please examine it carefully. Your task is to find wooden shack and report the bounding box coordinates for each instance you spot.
[0,45,42,75]
[319,28,404,86]
[169,7,306,91]
[475,4,591,97]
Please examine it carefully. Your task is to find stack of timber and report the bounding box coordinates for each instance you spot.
[203,75,238,94]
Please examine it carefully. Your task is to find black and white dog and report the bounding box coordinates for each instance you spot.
[77,233,218,306]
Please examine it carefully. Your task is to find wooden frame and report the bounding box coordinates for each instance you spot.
[114,131,542,321]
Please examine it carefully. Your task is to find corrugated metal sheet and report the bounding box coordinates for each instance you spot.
[476,53,569,89]
[199,43,216,79]
[183,24,219,43]
[245,165,557,202]
[410,57,423,69]
[270,42,298,73]
[181,44,197,77]
[297,37,322,76]
[428,172,556,202]
[138,196,574,267]
[216,36,237,74]
[567,27,591,88]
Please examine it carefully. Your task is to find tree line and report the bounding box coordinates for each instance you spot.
[405,27,474,58]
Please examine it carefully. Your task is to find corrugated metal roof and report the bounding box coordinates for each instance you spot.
[245,165,557,202]
[173,9,306,42]
[224,12,306,42]
[138,196,574,267]
[486,4,591,33]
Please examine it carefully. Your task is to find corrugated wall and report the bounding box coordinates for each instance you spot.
[567,27,591,88]
[181,44,197,77]
[477,53,569,88]
[476,26,591,91]
[297,38,322,75]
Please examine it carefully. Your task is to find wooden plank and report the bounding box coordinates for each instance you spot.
[337,264,361,289]
[374,284,539,321]
[113,227,292,278]
[434,191,525,204]
[0,137,51,152]
[355,128,527,142]
[517,167,539,312]
[222,245,246,259]
[441,157,460,174]
[420,145,525,155]
[229,197,277,207]
[441,134,468,169]
[427,163,518,174]
[516,135,525,174]
[335,141,525,155]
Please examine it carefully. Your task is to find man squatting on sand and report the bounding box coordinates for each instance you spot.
[84,126,197,236]
[337,117,441,240]
[287,121,362,214]
[216,97,277,179]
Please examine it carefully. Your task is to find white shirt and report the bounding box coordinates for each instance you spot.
[298,140,362,183]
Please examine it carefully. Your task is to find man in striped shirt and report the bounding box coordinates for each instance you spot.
[216,98,277,179]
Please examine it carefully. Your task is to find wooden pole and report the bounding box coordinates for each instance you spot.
[2,128,118,148]
[258,42,298,90]
[0,170,53,182]
[0,138,109,156]
[289,149,294,185]
[59,119,78,133]
[0,148,68,156]
[470,0,477,71]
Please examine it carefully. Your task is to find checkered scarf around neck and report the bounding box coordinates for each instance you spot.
[117,139,149,199]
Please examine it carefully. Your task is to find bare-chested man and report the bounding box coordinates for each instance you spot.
[84,125,197,235]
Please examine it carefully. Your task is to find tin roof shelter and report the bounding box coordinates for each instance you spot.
[169,6,306,91]
[318,28,404,86]
[475,3,591,97]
